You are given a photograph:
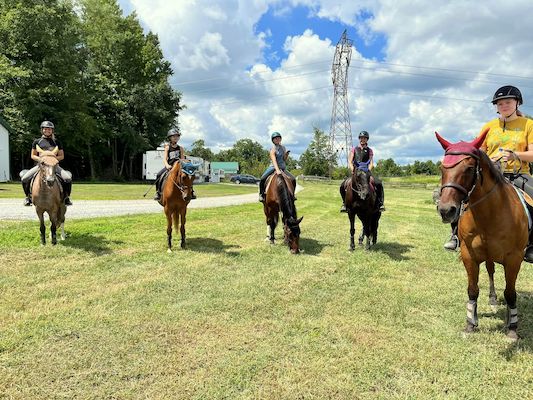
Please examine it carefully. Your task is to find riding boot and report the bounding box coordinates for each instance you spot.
[339,180,347,212]
[191,188,197,199]
[444,221,459,251]
[259,177,266,202]
[62,181,73,206]
[524,227,533,263]
[153,178,161,201]
[377,184,385,211]
[22,180,32,206]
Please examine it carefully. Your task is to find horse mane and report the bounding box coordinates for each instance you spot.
[276,175,297,222]
[479,149,505,185]
[168,160,183,184]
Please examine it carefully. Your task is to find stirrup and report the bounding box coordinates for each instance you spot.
[64,197,73,206]
[23,197,32,206]
[340,204,347,213]
[259,194,265,203]
[444,235,459,251]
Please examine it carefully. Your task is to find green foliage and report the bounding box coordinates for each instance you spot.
[217,138,270,177]
[189,139,215,161]
[0,0,182,180]
[299,127,336,176]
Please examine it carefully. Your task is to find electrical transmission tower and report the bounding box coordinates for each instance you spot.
[329,30,353,167]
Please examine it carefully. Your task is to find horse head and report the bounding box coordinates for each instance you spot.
[38,152,59,188]
[284,216,303,254]
[351,164,371,200]
[435,128,489,223]
[169,161,196,201]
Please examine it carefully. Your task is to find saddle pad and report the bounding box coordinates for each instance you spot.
[512,185,532,231]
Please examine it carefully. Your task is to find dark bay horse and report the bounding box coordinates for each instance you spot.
[32,151,66,245]
[263,172,302,254]
[161,160,196,252]
[341,162,381,250]
[436,129,527,340]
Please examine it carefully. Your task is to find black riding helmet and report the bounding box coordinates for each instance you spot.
[358,130,369,139]
[492,85,523,105]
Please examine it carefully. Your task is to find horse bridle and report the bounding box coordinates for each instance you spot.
[440,150,482,207]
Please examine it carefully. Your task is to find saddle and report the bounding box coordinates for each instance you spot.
[265,172,295,198]
[28,171,65,198]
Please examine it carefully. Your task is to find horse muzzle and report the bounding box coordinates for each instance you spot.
[438,202,460,223]
[45,177,56,187]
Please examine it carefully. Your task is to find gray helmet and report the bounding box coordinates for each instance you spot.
[358,130,369,139]
[492,85,523,105]
[40,121,55,130]
[167,128,180,138]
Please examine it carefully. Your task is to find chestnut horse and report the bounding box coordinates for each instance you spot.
[436,129,527,340]
[32,151,67,245]
[263,172,302,254]
[341,162,381,250]
[161,160,195,252]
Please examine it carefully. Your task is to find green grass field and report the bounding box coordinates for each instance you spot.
[0,182,532,399]
[0,181,257,200]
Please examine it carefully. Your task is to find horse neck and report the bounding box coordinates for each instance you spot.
[169,163,182,185]
[351,171,369,197]
[277,176,296,220]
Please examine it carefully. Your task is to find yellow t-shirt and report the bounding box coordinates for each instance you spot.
[481,116,533,173]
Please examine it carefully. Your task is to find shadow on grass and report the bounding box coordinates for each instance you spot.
[370,240,414,261]
[300,237,327,255]
[475,290,533,358]
[60,233,123,255]
[185,237,241,256]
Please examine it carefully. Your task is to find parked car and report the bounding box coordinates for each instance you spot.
[230,174,260,184]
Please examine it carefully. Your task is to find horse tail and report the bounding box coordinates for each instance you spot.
[276,174,296,222]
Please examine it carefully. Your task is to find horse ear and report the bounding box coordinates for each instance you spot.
[51,146,59,155]
[36,144,44,154]
[296,216,303,225]
[471,128,489,149]
[435,132,451,150]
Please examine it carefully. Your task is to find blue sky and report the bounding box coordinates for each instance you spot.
[254,5,386,69]
[117,0,533,165]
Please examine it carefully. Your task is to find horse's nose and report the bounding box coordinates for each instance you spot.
[439,204,459,223]
[290,247,300,254]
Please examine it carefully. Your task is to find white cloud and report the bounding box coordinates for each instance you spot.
[120,0,533,164]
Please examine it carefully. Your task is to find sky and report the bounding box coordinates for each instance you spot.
[117,0,533,165]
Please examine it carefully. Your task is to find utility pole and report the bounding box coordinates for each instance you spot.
[329,30,353,169]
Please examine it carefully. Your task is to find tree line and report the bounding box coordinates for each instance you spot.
[1,0,181,180]
[190,127,442,179]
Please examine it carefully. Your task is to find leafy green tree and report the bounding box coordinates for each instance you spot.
[189,139,215,161]
[374,158,403,176]
[299,127,336,176]
[216,138,269,177]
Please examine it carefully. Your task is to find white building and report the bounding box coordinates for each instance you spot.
[0,115,11,182]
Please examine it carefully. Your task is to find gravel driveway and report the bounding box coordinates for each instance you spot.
[0,185,302,220]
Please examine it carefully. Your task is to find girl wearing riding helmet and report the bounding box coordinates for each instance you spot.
[443,85,533,262]
[153,128,196,202]
[20,120,73,206]
[340,130,385,212]
[258,131,296,202]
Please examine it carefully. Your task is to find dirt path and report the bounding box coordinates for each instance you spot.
[0,185,303,220]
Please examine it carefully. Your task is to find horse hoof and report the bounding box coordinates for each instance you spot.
[463,323,477,334]
[506,330,519,341]
[167,248,172,253]
[181,243,186,249]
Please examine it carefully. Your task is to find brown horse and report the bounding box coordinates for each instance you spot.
[341,163,381,250]
[32,151,67,245]
[161,160,195,252]
[436,129,527,340]
[263,172,302,254]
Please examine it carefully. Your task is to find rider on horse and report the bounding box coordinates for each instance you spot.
[153,127,197,203]
[20,120,73,206]
[340,130,385,212]
[258,131,296,202]
[443,85,533,262]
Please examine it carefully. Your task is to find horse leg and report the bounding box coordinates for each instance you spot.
[180,208,187,249]
[38,210,46,245]
[348,211,355,251]
[50,218,57,245]
[503,260,521,340]
[166,209,173,253]
[463,258,480,333]
[485,261,498,310]
[371,213,380,245]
